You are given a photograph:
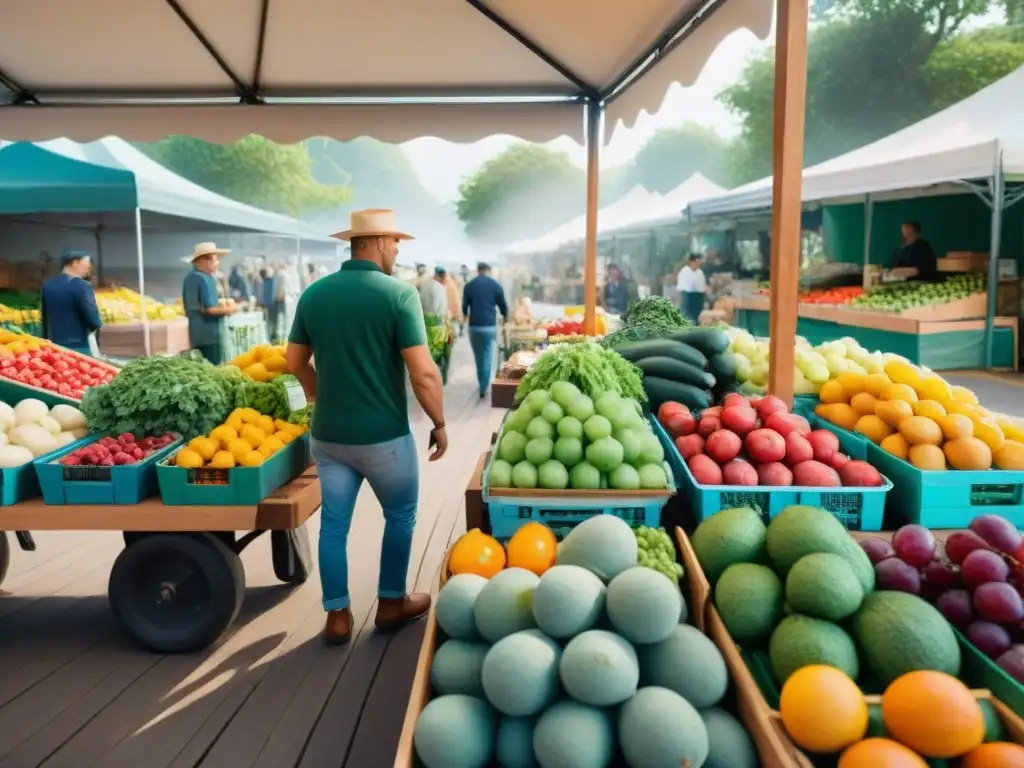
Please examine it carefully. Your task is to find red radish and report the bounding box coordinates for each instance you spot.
[792,460,842,487]
[756,395,788,420]
[688,454,723,485]
[705,430,742,464]
[720,406,758,436]
[756,462,793,486]
[765,412,811,438]
[698,416,722,438]
[830,452,850,471]
[784,432,814,466]
[839,460,883,487]
[806,429,839,463]
[657,401,687,423]
[745,428,786,464]
[721,393,748,410]
[702,406,723,418]
[675,434,705,460]
[722,458,758,486]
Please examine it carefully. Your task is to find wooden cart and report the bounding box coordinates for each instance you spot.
[0,467,320,654]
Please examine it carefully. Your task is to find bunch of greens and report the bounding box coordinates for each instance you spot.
[232,374,302,420]
[81,356,239,439]
[621,296,690,330]
[601,324,677,348]
[515,341,645,403]
[288,404,313,427]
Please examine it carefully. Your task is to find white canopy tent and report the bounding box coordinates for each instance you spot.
[0,0,776,335]
[606,172,727,234]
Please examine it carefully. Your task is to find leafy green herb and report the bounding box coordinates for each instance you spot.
[288,404,313,427]
[232,374,301,420]
[515,341,645,403]
[622,296,690,330]
[601,324,678,348]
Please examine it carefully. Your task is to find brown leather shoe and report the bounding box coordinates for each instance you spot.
[375,593,431,631]
[323,608,353,646]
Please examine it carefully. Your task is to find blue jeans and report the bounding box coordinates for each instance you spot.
[468,325,497,396]
[312,434,419,611]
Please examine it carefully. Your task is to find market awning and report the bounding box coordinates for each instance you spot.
[0,0,773,145]
[690,64,1024,217]
[0,138,329,238]
[606,172,727,233]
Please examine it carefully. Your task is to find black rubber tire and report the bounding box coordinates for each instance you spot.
[0,532,9,588]
[123,531,235,550]
[271,526,312,585]
[108,533,245,653]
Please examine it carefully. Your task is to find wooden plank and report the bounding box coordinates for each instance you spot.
[0,470,320,532]
[465,451,487,533]
[766,0,810,406]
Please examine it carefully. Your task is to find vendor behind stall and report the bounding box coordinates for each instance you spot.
[892,221,938,282]
[182,242,236,364]
[40,249,102,355]
[676,253,708,323]
[604,263,629,315]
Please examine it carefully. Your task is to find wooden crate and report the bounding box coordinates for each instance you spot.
[491,379,518,409]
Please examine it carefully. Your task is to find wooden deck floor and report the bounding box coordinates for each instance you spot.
[0,341,503,768]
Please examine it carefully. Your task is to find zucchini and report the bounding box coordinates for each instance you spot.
[666,328,730,357]
[708,351,738,384]
[642,376,710,412]
[612,339,707,370]
[636,357,715,390]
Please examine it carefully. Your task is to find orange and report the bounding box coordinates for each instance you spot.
[994,441,1024,471]
[882,383,919,404]
[876,399,914,428]
[838,738,928,768]
[505,522,557,576]
[881,671,984,758]
[855,415,893,444]
[938,413,974,441]
[880,433,910,460]
[864,373,892,398]
[837,372,867,398]
[944,437,993,471]
[815,403,859,431]
[972,418,1006,453]
[898,416,943,446]
[819,379,849,405]
[912,399,947,421]
[780,665,868,754]
[850,392,879,416]
[448,529,506,579]
[961,742,1024,768]
[909,444,946,470]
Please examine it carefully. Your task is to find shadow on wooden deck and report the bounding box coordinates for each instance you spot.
[0,341,504,768]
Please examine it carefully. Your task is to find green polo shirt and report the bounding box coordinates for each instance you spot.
[182,269,222,346]
[288,259,428,446]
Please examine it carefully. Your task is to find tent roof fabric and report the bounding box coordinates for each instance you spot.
[0,0,772,144]
[0,137,328,237]
[607,172,726,232]
[691,65,1024,218]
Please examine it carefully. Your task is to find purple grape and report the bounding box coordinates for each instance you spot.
[892,525,936,568]
[875,558,921,595]
[936,589,974,628]
[923,560,961,591]
[997,645,1024,684]
[967,621,1013,659]
[969,514,1023,555]
[944,530,991,565]
[859,538,895,565]
[961,549,1010,588]
[974,582,1024,623]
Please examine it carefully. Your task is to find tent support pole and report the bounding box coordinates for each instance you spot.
[582,101,603,336]
[134,207,151,357]
[767,0,809,405]
[862,194,873,278]
[984,162,1004,370]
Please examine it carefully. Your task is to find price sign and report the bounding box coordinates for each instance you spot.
[283,379,308,412]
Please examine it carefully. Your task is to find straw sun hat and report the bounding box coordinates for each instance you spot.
[182,241,230,264]
[331,209,414,241]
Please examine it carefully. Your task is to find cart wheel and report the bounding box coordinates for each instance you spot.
[271,526,312,585]
[108,533,245,653]
[0,532,9,588]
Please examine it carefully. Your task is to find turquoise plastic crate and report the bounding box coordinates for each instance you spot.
[0,378,80,409]
[653,419,889,531]
[957,627,1024,716]
[33,434,183,505]
[483,417,672,541]
[0,435,94,506]
[156,435,309,506]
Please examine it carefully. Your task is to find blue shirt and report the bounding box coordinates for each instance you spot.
[182,269,222,346]
[40,274,102,350]
[461,275,509,328]
[262,275,280,307]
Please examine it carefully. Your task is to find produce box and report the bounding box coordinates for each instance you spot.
[33,433,182,505]
[490,378,517,409]
[654,420,889,531]
[0,436,94,506]
[156,435,310,506]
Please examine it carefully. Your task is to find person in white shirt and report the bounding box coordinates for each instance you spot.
[676,253,708,323]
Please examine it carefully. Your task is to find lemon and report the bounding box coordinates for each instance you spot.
[836,372,867,398]
[208,450,236,469]
[226,413,244,433]
[855,414,893,444]
[239,407,261,424]
[188,436,219,461]
[912,399,947,421]
[240,424,268,449]
[226,437,253,459]
[239,450,265,467]
[880,433,910,460]
[274,418,291,432]
[175,447,205,469]
[209,425,238,446]
[263,355,287,373]
[881,383,918,404]
[243,362,271,382]
[258,436,284,458]
[918,375,953,403]
[864,373,892,398]
[274,429,296,445]
[884,360,923,390]
[233,350,257,369]
[256,415,276,435]
[819,379,848,405]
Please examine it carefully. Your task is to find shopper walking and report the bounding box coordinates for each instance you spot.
[286,209,446,646]
[462,261,508,398]
[181,242,236,364]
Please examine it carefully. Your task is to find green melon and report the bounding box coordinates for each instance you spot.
[436,573,488,640]
[531,565,606,639]
[618,686,709,768]
[701,707,757,768]
[638,624,728,709]
[556,514,637,582]
[474,567,540,643]
[430,639,489,697]
[482,629,561,717]
[606,566,682,645]
[496,717,538,768]
[559,630,639,707]
[414,694,496,768]
[533,700,614,768]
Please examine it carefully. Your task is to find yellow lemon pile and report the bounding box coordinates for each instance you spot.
[815,360,1024,472]
[229,344,289,382]
[174,407,307,469]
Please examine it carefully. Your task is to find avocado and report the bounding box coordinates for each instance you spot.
[785,552,864,621]
[715,563,782,643]
[769,614,860,685]
[691,506,767,584]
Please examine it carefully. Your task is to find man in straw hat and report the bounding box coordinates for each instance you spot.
[181,242,237,364]
[285,209,447,645]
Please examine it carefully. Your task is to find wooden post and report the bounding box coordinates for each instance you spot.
[767,0,809,405]
[582,102,602,336]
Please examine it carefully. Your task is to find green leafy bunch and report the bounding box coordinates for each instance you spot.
[622,296,691,330]
[232,374,302,421]
[515,341,645,403]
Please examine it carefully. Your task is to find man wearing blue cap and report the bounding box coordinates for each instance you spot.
[40,249,103,355]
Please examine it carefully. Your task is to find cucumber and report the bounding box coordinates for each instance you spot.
[708,351,738,383]
[666,328,730,357]
[636,357,715,390]
[642,376,710,412]
[612,339,707,370]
